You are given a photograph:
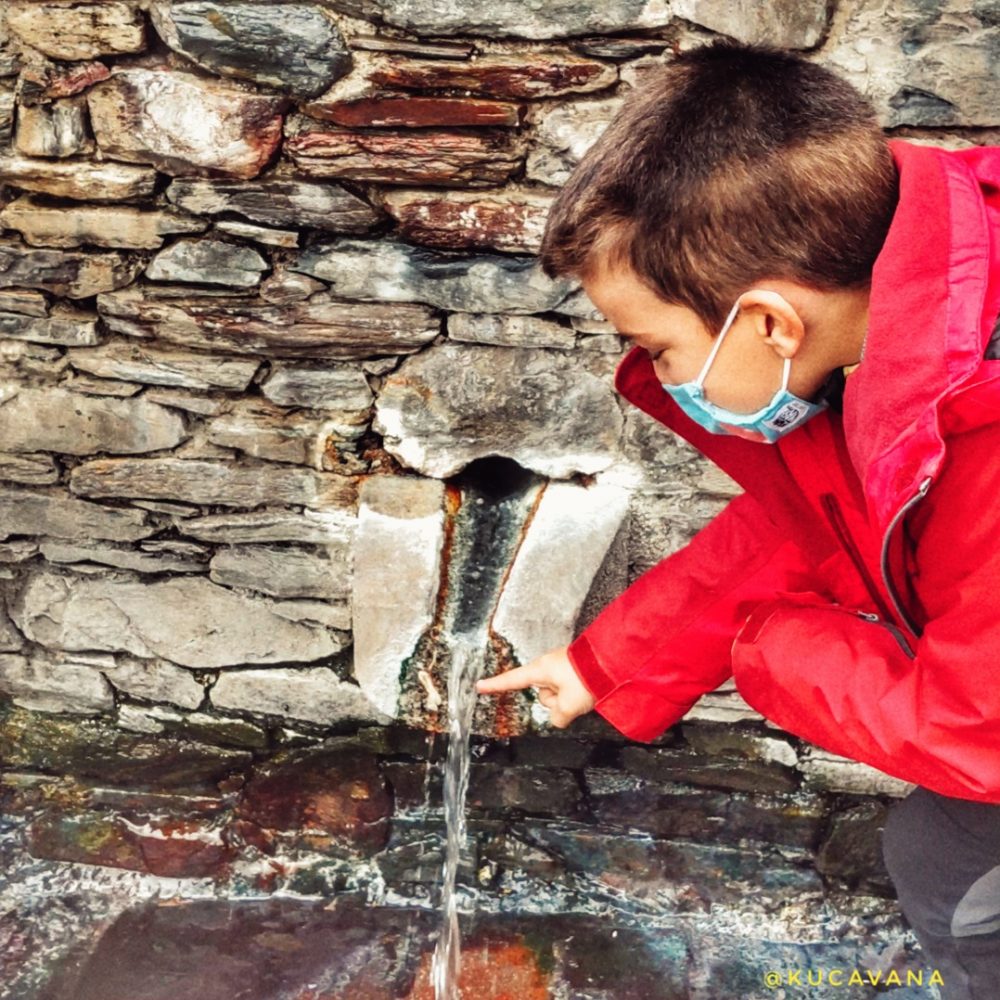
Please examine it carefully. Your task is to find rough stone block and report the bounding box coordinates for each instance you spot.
[292,237,575,313]
[284,114,523,187]
[236,747,392,853]
[0,486,155,542]
[11,570,344,669]
[260,362,373,410]
[96,284,440,360]
[38,538,206,575]
[381,188,553,253]
[150,1,351,99]
[366,51,618,99]
[374,343,622,478]
[525,96,624,187]
[493,480,630,665]
[0,305,100,346]
[88,69,287,179]
[447,312,575,350]
[166,174,383,233]
[824,1,1000,127]
[467,763,585,819]
[67,341,260,391]
[0,154,157,201]
[0,652,114,715]
[306,96,522,129]
[351,476,445,718]
[0,705,253,789]
[145,239,268,288]
[0,385,187,455]
[0,196,207,250]
[321,0,674,40]
[800,748,917,798]
[175,509,355,545]
[14,96,93,157]
[27,810,233,878]
[209,542,350,600]
[672,0,830,49]
[211,668,387,728]
[0,240,143,299]
[6,2,146,61]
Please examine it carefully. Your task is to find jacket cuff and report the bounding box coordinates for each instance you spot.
[567,634,690,742]
[589,689,690,742]
[566,633,617,702]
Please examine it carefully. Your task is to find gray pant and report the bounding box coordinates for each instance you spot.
[881,785,1000,999]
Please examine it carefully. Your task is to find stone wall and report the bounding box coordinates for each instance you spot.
[2,2,998,996]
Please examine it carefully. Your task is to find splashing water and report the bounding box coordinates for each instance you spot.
[430,636,486,1000]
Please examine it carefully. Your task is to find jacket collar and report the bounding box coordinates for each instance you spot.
[612,138,1000,534]
[841,138,995,527]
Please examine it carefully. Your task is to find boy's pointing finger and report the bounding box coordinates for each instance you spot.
[475,667,537,694]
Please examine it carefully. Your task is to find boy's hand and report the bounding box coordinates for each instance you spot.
[475,646,596,730]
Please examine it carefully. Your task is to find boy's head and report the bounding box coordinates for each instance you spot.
[539,39,899,421]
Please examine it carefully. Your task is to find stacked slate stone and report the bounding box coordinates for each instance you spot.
[1,3,999,994]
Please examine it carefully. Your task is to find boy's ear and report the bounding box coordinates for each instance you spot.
[738,288,805,359]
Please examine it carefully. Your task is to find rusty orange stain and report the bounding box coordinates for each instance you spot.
[487,632,521,740]
[407,938,552,1000]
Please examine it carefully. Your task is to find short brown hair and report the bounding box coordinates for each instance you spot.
[539,38,899,331]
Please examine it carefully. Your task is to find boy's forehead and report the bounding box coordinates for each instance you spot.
[583,262,651,318]
[583,263,688,330]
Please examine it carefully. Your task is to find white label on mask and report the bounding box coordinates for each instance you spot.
[764,400,810,430]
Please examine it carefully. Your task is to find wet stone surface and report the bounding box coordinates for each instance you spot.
[0,708,934,1000]
[0,808,935,1000]
[0,709,935,1000]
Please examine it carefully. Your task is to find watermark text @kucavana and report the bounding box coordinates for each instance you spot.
[762,967,943,989]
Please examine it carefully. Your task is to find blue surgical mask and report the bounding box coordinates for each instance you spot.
[660,296,828,443]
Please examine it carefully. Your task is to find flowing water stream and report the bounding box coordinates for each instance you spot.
[428,459,543,999]
[429,636,485,999]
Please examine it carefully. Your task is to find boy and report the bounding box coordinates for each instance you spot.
[475,39,1000,998]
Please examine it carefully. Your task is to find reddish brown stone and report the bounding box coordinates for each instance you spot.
[380,188,553,253]
[302,95,522,128]
[284,116,522,187]
[27,811,233,878]
[236,749,391,855]
[369,52,617,99]
[18,60,111,106]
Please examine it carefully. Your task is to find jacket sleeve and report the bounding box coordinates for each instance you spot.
[567,488,824,742]
[730,420,1000,803]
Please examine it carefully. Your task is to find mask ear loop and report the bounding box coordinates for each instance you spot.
[779,354,792,392]
[695,297,743,388]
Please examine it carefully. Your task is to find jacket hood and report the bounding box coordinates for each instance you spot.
[613,138,1000,536]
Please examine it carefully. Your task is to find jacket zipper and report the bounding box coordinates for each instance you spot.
[820,493,898,625]
[853,609,916,659]
[879,476,932,642]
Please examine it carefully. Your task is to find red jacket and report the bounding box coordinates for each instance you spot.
[567,138,1000,803]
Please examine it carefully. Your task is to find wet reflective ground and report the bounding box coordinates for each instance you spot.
[1,814,939,1000]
